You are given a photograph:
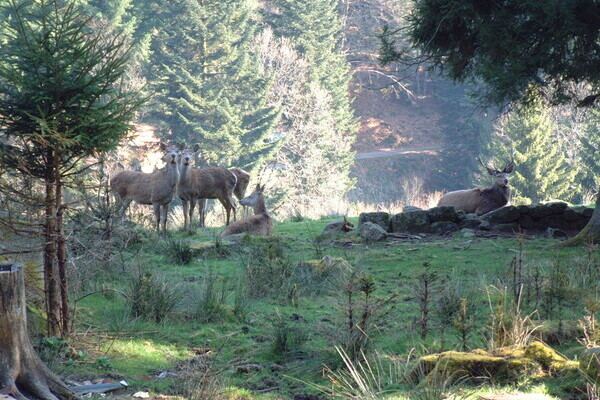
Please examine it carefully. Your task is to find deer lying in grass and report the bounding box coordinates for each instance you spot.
[437,158,515,215]
[197,167,251,224]
[110,143,180,232]
[220,184,273,237]
[177,145,238,230]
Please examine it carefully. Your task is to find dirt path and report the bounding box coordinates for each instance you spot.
[354,146,442,160]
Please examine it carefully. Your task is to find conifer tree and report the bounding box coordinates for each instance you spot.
[268,0,355,134]
[491,104,575,204]
[577,109,600,199]
[147,0,279,170]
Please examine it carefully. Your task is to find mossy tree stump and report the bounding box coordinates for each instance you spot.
[0,263,77,400]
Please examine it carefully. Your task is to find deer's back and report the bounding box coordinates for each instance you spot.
[111,170,175,205]
[437,188,481,214]
[220,213,273,237]
[181,167,237,200]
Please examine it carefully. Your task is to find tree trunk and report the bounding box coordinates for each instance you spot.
[563,191,600,246]
[44,178,61,337]
[54,163,70,337]
[0,263,78,400]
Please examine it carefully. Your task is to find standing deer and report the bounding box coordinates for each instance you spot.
[220,184,273,237]
[110,143,180,232]
[437,158,515,215]
[177,145,238,230]
[197,167,251,224]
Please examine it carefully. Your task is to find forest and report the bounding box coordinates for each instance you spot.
[0,0,599,399]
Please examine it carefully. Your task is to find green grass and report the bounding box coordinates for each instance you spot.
[64,217,596,399]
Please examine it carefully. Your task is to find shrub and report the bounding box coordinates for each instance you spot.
[127,268,183,323]
[192,271,232,323]
[162,236,196,265]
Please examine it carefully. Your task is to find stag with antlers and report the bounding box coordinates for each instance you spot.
[437,157,515,215]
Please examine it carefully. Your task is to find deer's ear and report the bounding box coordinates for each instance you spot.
[159,142,167,151]
[193,144,200,153]
[486,167,496,176]
[504,163,514,173]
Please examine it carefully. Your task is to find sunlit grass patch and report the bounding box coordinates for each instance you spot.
[103,339,192,377]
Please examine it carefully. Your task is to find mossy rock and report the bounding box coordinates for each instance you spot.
[416,349,541,384]
[415,342,573,384]
[524,341,568,372]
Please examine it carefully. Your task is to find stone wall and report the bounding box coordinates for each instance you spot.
[359,202,593,236]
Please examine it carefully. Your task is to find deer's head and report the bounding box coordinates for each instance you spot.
[160,143,180,165]
[177,144,200,167]
[479,157,515,188]
[240,184,265,207]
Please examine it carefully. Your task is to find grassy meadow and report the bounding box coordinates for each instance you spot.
[36,215,598,400]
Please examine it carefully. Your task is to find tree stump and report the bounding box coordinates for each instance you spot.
[0,263,78,400]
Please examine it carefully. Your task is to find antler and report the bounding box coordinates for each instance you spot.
[477,157,497,174]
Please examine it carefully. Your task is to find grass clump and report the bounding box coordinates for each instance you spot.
[162,236,196,265]
[127,268,183,323]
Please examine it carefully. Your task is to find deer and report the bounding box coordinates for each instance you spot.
[109,143,180,232]
[197,167,252,224]
[437,157,515,215]
[177,145,238,231]
[220,184,273,237]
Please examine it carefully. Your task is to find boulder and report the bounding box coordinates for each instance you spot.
[460,218,482,230]
[431,221,459,235]
[516,205,531,215]
[493,223,520,233]
[563,208,582,221]
[390,210,430,233]
[358,222,388,242]
[481,206,520,224]
[529,204,553,219]
[358,212,390,231]
[403,205,423,212]
[545,227,568,239]
[479,220,491,231]
[322,219,353,235]
[546,201,569,215]
[571,206,594,218]
[461,228,476,238]
[517,215,539,230]
[427,206,459,223]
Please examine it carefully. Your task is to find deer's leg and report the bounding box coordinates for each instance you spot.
[182,199,189,231]
[189,199,196,230]
[197,199,205,228]
[161,204,169,232]
[153,203,161,232]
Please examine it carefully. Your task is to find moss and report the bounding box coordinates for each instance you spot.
[417,350,541,383]
[524,341,567,372]
[416,342,573,384]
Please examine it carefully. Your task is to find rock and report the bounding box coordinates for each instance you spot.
[358,222,388,242]
[516,205,531,215]
[546,201,569,214]
[545,227,568,238]
[358,212,390,231]
[479,220,491,230]
[461,228,476,238]
[493,223,520,233]
[580,347,600,379]
[460,218,482,229]
[455,210,467,221]
[524,341,568,372]
[517,215,538,230]
[430,221,459,234]
[481,206,520,223]
[529,204,553,219]
[571,206,594,218]
[236,364,263,373]
[563,208,582,221]
[390,210,430,233]
[403,205,423,212]
[322,219,354,235]
[427,206,459,223]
